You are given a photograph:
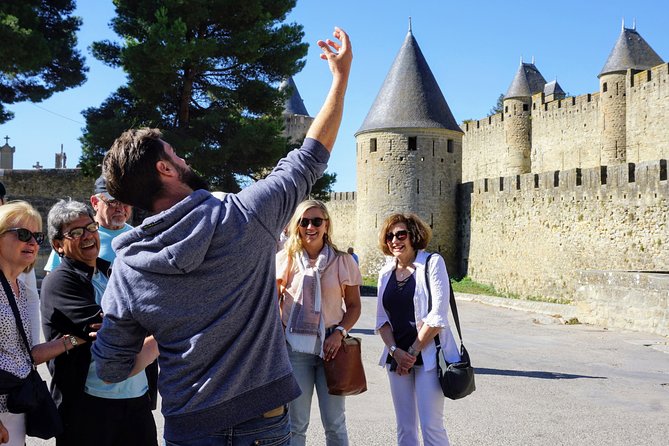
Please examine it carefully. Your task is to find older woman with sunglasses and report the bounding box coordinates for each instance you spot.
[276,200,362,446]
[0,201,86,446]
[375,213,461,446]
[40,199,158,446]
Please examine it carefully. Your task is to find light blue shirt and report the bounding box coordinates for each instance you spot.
[84,269,148,399]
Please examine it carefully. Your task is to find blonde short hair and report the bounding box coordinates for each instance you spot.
[0,201,43,272]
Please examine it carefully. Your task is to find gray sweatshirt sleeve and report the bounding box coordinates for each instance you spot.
[234,138,329,236]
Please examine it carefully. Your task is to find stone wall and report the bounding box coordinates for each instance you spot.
[626,63,669,163]
[575,271,668,336]
[531,93,601,171]
[326,192,357,254]
[461,114,505,182]
[460,160,669,302]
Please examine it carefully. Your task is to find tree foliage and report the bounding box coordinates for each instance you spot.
[79,0,309,193]
[0,0,86,123]
[488,93,505,116]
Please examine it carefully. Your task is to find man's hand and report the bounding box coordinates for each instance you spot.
[318,27,353,80]
[306,26,353,151]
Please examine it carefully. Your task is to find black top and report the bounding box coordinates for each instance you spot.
[383,270,423,366]
[40,256,109,407]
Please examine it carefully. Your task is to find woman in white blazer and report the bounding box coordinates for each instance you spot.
[376,213,461,446]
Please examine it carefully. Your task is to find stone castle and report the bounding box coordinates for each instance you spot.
[285,23,668,336]
[3,23,667,336]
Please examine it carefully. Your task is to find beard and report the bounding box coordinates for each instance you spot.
[179,165,210,192]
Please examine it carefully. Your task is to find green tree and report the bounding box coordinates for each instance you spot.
[80,0,308,193]
[0,0,86,123]
[488,93,505,116]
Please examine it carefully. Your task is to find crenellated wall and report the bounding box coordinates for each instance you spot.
[461,114,505,182]
[460,160,669,301]
[626,63,669,163]
[326,191,357,253]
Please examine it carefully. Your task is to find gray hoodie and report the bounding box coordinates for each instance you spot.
[91,138,328,441]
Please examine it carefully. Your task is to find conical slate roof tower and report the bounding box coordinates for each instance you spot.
[599,25,663,77]
[280,77,313,143]
[357,27,460,134]
[355,23,463,275]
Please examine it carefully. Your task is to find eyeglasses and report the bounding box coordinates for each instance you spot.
[98,195,125,208]
[4,228,45,244]
[299,217,326,228]
[385,230,409,243]
[62,222,99,239]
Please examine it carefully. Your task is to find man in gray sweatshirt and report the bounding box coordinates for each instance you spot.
[91,27,352,445]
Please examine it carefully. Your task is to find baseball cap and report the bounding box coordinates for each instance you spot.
[94,175,114,200]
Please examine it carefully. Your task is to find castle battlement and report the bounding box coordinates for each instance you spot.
[469,159,668,199]
[327,191,357,202]
[630,62,669,89]
[462,112,504,132]
[532,91,601,114]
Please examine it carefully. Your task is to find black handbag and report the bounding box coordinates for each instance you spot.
[0,271,64,439]
[425,254,476,400]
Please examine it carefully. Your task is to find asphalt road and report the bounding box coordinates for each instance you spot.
[29,294,669,445]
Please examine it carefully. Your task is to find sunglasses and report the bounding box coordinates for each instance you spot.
[299,217,326,228]
[98,195,125,208]
[385,230,409,243]
[62,222,99,240]
[5,228,45,244]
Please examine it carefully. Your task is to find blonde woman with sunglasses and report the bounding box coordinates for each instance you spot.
[375,213,461,446]
[0,201,86,446]
[276,200,362,446]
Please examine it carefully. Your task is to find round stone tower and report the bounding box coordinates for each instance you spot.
[354,26,463,276]
[503,60,546,175]
[598,23,663,165]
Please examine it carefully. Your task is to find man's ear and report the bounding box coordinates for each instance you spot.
[52,239,64,255]
[90,194,100,210]
[156,159,177,178]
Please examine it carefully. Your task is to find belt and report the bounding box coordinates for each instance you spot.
[262,405,286,418]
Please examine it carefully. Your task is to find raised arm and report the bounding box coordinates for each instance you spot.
[306,26,353,151]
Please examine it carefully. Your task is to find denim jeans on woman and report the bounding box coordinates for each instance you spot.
[287,343,349,446]
[164,410,290,446]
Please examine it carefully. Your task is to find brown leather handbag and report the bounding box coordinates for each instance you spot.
[323,336,368,396]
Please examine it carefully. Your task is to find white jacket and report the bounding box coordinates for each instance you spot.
[375,250,461,370]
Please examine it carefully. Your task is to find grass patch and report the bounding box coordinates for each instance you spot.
[362,276,377,287]
[450,277,502,297]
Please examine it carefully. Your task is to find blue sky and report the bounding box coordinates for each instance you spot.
[1,0,668,192]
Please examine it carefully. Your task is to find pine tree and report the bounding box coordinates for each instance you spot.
[79,0,309,193]
[0,0,86,123]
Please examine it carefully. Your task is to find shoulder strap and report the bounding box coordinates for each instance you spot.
[424,254,464,347]
[0,270,36,366]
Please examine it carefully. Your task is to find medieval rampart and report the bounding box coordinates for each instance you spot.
[326,191,357,253]
[460,160,668,302]
[626,63,669,163]
[461,114,505,182]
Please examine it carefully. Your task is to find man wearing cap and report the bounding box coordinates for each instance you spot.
[44,175,133,272]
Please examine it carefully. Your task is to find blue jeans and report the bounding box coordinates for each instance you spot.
[287,344,349,446]
[164,411,290,446]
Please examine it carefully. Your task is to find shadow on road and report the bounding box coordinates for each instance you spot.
[350,328,375,335]
[475,367,606,380]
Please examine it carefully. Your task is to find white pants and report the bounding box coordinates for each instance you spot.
[387,365,450,446]
[0,412,26,446]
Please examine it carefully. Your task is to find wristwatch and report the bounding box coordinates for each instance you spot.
[66,335,78,348]
[389,345,397,357]
[335,325,348,337]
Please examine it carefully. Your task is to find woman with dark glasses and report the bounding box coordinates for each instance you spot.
[375,213,461,446]
[0,201,86,446]
[40,199,158,446]
[276,200,362,446]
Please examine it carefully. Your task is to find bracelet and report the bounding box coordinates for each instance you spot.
[62,337,70,355]
[407,346,420,357]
